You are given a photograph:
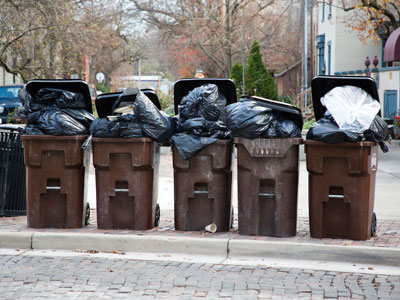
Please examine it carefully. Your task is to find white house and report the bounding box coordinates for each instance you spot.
[314,0,400,120]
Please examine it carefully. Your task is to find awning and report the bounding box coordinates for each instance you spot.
[384,27,400,62]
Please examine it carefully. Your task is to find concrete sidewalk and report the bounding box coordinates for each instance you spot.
[0,141,399,268]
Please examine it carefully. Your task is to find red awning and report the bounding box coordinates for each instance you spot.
[384,27,400,62]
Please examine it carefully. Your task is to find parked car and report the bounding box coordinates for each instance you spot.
[0,85,23,123]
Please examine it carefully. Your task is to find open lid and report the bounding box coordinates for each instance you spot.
[173,78,237,115]
[242,95,303,129]
[24,79,93,113]
[311,75,380,121]
[95,89,161,118]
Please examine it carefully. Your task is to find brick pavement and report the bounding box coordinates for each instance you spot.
[0,253,399,300]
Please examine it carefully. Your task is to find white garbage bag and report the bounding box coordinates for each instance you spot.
[321,85,380,133]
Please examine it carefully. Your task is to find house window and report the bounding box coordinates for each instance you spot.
[317,34,326,75]
[328,41,331,75]
[322,0,325,22]
[328,0,332,19]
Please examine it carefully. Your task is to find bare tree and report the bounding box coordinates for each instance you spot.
[129,0,284,77]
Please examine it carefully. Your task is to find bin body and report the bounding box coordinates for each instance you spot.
[235,138,301,237]
[173,140,233,232]
[92,137,159,230]
[0,131,26,216]
[22,135,87,228]
[305,140,377,240]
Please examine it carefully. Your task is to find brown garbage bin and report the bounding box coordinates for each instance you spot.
[21,79,93,229]
[92,89,162,230]
[173,140,233,231]
[305,140,378,240]
[23,135,88,228]
[92,137,160,230]
[305,75,380,240]
[235,137,302,237]
[233,96,303,237]
[172,78,237,232]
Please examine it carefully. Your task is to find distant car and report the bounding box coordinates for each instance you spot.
[0,85,23,123]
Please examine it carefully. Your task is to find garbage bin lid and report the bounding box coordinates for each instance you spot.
[241,96,303,129]
[24,79,93,114]
[311,75,380,121]
[95,89,161,118]
[173,78,237,115]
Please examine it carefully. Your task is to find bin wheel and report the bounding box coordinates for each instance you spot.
[85,203,90,226]
[155,204,160,227]
[371,212,377,237]
[230,206,234,229]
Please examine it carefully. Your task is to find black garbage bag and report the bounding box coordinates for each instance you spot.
[32,88,87,109]
[223,101,274,139]
[171,133,219,160]
[306,112,359,143]
[63,108,95,129]
[89,118,114,138]
[109,115,143,138]
[363,115,389,153]
[133,91,174,144]
[23,125,44,135]
[179,84,226,122]
[36,108,88,135]
[178,117,231,138]
[90,115,143,138]
[266,118,302,138]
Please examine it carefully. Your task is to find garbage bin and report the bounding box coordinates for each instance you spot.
[173,78,236,232]
[92,90,161,230]
[234,97,303,237]
[305,75,380,240]
[0,125,26,217]
[21,79,92,228]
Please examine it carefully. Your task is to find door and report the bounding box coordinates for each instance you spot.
[383,90,398,120]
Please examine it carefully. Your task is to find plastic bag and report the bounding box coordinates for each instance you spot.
[109,115,143,138]
[90,115,143,138]
[363,115,389,153]
[36,108,88,135]
[179,84,226,122]
[266,119,302,138]
[171,133,218,160]
[133,91,174,144]
[306,112,359,143]
[32,88,87,109]
[321,86,381,133]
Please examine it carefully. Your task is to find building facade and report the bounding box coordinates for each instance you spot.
[314,0,400,120]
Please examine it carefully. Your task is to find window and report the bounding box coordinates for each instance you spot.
[317,35,326,75]
[322,0,325,22]
[328,0,332,19]
[328,41,331,75]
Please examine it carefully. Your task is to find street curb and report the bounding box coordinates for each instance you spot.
[31,232,229,257]
[1,231,400,267]
[0,232,32,249]
[228,239,400,267]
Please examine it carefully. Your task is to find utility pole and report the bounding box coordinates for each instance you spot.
[303,0,309,107]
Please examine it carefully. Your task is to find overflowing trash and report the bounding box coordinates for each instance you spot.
[307,85,388,152]
[19,87,95,135]
[90,88,174,144]
[171,84,232,160]
[222,100,302,139]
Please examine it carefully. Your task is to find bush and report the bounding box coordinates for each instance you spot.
[231,61,244,99]
[244,41,278,100]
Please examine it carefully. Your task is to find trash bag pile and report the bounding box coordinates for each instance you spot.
[171,84,232,160]
[18,87,95,135]
[90,88,174,144]
[307,85,388,152]
[222,100,302,139]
